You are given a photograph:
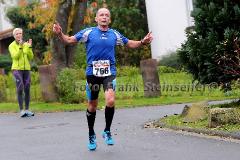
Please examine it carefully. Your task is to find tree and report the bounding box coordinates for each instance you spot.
[7,0,150,68]
[52,0,150,68]
[52,0,72,70]
[6,2,48,60]
[86,0,151,66]
[216,30,240,76]
[107,0,151,66]
[159,51,182,70]
[23,0,87,69]
[178,0,240,90]
[52,0,87,69]
[6,0,88,69]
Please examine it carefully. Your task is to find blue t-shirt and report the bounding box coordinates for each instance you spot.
[74,27,129,76]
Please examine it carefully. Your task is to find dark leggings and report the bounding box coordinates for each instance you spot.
[13,70,31,110]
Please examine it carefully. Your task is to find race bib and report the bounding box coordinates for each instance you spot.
[92,60,111,77]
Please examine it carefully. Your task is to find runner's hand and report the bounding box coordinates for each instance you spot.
[53,21,62,35]
[141,31,153,45]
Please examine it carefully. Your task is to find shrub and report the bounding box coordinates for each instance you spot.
[56,68,85,103]
[31,61,38,72]
[5,73,15,90]
[0,55,12,74]
[178,0,240,87]
[159,51,182,70]
[117,66,181,76]
[77,68,86,80]
[158,66,181,74]
[73,44,87,69]
[117,66,140,77]
[0,75,7,101]
[4,71,42,102]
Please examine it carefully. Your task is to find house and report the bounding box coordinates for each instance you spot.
[0,0,17,55]
[0,28,14,54]
[145,0,194,60]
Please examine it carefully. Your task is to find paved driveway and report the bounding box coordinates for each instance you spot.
[1,102,240,160]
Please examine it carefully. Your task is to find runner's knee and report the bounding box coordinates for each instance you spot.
[88,100,98,112]
[106,97,115,107]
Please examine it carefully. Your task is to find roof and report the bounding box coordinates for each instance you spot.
[0,28,14,40]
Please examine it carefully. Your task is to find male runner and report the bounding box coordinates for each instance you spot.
[53,7,153,150]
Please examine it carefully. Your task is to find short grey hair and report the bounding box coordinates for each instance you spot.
[96,8,110,16]
[12,28,23,38]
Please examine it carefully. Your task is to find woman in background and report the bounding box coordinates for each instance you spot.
[9,28,34,117]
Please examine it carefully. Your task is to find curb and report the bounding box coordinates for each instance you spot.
[145,121,240,140]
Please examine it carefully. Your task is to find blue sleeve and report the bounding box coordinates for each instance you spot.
[74,28,93,42]
[113,30,129,46]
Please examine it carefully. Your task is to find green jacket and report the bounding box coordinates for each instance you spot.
[8,41,34,70]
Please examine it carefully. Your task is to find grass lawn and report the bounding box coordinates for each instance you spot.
[159,115,240,132]
[0,96,238,113]
[1,72,239,113]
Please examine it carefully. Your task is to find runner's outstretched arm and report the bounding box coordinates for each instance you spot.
[126,31,153,48]
[52,21,78,44]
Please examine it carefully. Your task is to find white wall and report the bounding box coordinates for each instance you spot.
[145,0,193,60]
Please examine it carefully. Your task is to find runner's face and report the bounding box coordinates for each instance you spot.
[95,8,111,27]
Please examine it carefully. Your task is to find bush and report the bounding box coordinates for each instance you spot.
[158,66,181,74]
[73,44,87,69]
[178,0,240,87]
[4,71,42,102]
[77,68,86,80]
[56,68,85,103]
[159,51,182,70]
[117,66,181,76]
[5,73,15,89]
[0,55,12,74]
[117,66,140,77]
[0,75,7,101]
[31,61,38,72]
[116,46,151,66]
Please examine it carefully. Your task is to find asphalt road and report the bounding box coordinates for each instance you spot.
[1,102,240,160]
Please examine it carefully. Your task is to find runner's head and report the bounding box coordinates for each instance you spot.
[95,8,111,28]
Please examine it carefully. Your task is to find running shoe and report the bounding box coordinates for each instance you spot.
[102,131,114,145]
[88,134,97,150]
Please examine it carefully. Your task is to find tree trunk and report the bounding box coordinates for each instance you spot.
[66,0,87,67]
[52,0,72,71]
